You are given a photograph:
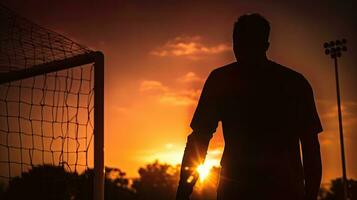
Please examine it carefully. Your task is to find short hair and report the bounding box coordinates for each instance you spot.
[233,13,270,43]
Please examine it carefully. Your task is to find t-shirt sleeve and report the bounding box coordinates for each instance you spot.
[190,71,221,137]
[296,77,323,136]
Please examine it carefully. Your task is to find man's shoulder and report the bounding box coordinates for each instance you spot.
[269,61,307,84]
[209,62,237,78]
[269,61,310,87]
[269,61,303,78]
[207,61,312,89]
[209,60,305,79]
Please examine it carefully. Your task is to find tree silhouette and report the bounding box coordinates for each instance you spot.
[0,165,135,200]
[323,178,357,200]
[2,165,80,200]
[132,160,180,200]
[0,181,5,198]
[1,163,354,200]
[131,160,220,200]
[104,167,136,200]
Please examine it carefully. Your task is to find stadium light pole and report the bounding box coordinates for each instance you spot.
[323,39,348,200]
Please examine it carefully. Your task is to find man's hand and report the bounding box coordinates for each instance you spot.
[176,167,199,200]
[300,133,322,200]
[176,132,211,200]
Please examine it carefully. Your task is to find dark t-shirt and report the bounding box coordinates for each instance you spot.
[190,60,323,199]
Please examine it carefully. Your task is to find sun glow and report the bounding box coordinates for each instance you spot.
[197,164,210,181]
[196,160,215,182]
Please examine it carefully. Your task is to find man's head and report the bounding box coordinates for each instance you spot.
[233,13,270,62]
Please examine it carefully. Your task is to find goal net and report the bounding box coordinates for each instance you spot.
[0,5,104,200]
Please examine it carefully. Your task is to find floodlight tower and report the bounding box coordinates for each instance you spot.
[323,39,348,200]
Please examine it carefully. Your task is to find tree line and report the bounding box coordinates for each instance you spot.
[0,161,355,200]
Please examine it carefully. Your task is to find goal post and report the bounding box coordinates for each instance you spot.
[94,52,104,200]
[0,4,104,200]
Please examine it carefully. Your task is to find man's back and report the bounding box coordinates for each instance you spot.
[192,60,322,199]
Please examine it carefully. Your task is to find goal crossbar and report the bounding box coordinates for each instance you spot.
[0,52,101,84]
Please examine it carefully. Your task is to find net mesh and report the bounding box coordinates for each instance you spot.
[0,5,91,73]
[0,4,96,190]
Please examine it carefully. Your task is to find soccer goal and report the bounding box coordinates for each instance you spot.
[0,5,104,200]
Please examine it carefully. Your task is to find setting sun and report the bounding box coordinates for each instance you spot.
[196,160,216,182]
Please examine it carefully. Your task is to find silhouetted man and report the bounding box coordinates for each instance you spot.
[176,14,323,200]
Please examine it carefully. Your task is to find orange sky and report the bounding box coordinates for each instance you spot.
[3,0,357,183]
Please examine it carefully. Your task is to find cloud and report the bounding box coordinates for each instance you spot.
[138,144,185,165]
[205,147,224,167]
[150,35,230,59]
[139,76,203,106]
[139,80,169,92]
[318,100,357,125]
[177,72,204,83]
[317,99,357,140]
[207,148,223,156]
[139,145,223,167]
[158,89,201,106]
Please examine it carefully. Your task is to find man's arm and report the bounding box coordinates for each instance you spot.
[176,71,220,200]
[301,133,322,200]
[297,76,323,200]
[176,131,211,200]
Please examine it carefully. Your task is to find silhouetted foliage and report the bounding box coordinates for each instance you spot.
[322,178,357,200]
[132,160,180,200]
[131,160,220,200]
[2,165,81,200]
[0,181,5,197]
[105,167,136,200]
[0,163,354,200]
[0,165,135,200]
